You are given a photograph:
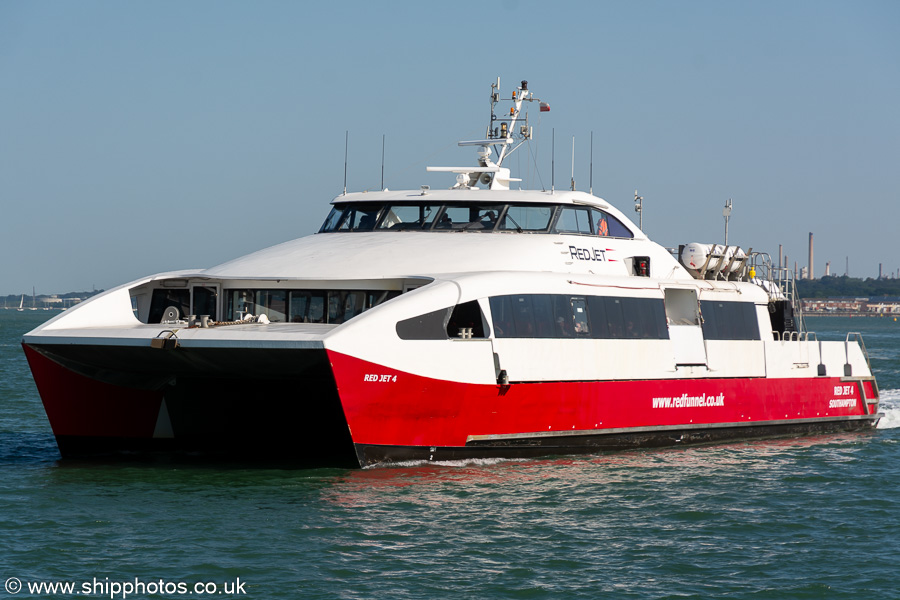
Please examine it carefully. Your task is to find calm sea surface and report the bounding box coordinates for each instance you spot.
[2,311,899,599]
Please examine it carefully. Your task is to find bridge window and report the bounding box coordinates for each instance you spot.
[436,204,505,231]
[499,205,554,232]
[377,204,442,230]
[556,207,593,234]
[320,201,634,238]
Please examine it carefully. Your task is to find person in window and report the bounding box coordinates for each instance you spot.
[556,316,574,337]
[359,214,376,230]
[597,214,609,237]
[625,320,636,338]
[437,213,452,229]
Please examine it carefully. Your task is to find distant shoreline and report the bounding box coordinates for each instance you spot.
[805,313,900,318]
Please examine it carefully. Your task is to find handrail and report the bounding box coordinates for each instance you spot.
[771,331,817,342]
[845,332,873,375]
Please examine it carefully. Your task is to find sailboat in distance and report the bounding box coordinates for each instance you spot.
[17,294,24,312]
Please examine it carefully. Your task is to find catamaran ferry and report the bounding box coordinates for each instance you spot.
[23,79,880,466]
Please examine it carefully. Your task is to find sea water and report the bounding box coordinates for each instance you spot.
[1,311,898,599]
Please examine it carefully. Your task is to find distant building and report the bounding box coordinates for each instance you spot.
[801,297,900,315]
[866,297,900,314]
[802,297,866,313]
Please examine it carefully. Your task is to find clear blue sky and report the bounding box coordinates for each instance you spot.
[2,0,898,295]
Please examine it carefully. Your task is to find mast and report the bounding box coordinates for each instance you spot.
[427,78,549,190]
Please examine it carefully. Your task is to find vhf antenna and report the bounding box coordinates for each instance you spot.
[551,128,555,194]
[381,134,385,191]
[343,130,349,195]
[570,136,576,191]
[589,131,593,195]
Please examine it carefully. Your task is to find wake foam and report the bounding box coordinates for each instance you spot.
[877,389,900,429]
[363,457,518,470]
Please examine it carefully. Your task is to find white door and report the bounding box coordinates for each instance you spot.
[664,288,707,366]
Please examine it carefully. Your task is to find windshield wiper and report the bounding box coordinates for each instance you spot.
[504,213,524,232]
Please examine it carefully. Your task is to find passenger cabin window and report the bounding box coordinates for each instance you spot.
[289,291,327,323]
[571,298,590,334]
[700,301,761,340]
[396,300,489,340]
[396,307,450,340]
[490,294,668,340]
[224,289,399,323]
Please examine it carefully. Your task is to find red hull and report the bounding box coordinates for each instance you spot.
[22,343,358,464]
[328,351,879,460]
[21,342,880,467]
[23,344,164,439]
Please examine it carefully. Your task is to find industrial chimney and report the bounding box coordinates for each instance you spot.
[808,233,814,280]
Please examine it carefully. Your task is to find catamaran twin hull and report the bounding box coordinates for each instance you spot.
[20,79,882,466]
[22,331,880,467]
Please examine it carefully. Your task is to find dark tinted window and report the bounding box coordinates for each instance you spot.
[531,295,556,338]
[700,301,760,340]
[397,301,488,340]
[396,307,451,340]
[602,296,626,338]
[588,208,633,238]
[446,300,489,338]
[491,294,668,340]
[571,298,590,335]
[620,297,668,338]
[607,215,633,238]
